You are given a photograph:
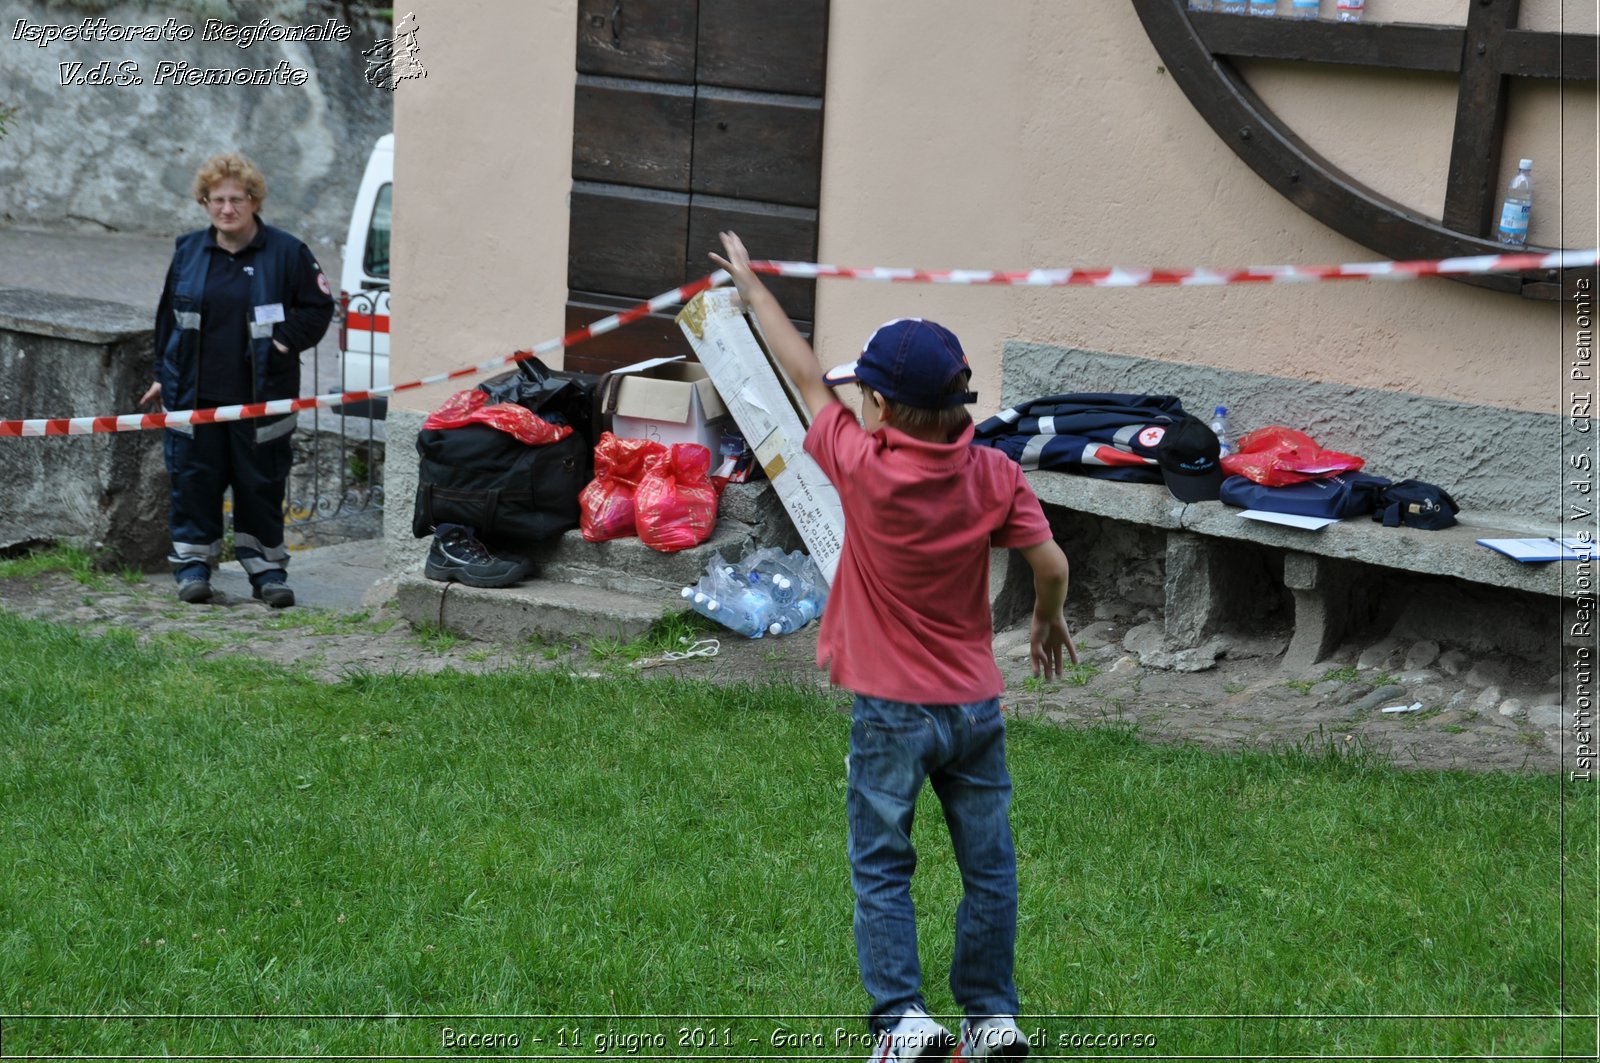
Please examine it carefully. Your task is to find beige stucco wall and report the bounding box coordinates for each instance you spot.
[392,0,576,412]
[395,0,1596,419]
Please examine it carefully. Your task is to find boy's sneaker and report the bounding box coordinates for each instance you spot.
[868,1008,956,1063]
[424,527,527,588]
[952,1017,1029,1061]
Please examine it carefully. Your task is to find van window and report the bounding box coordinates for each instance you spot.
[362,182,392,280]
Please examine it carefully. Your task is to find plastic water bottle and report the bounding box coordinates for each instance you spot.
[768,598,818,636]
[785,550,829,614]
[683,556,775,638]
[1289,0,1319,19]
[1248,0,1277,16]
[1209,405,1232,459]
[1496,159,1534,248]
[1335,0,1363,22]
[706,583,774,639]
[1218,0,1247,14]
[1187,0,1216,12]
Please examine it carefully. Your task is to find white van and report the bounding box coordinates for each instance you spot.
[338,133,392,413]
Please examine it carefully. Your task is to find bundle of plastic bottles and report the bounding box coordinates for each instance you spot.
[681,547,830,638]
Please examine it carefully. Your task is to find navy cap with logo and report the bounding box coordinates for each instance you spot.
[822,318,979,410]
[1154,415,1224,502]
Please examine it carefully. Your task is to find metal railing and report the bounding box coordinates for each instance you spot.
[283,291,386,538]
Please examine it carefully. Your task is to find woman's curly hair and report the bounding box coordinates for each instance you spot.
[192,152,266,206]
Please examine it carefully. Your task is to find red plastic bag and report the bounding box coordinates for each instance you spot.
[635,443,718,553]
[422,389,572,446]
[579,433,668,542]
[1220,425,1365,487]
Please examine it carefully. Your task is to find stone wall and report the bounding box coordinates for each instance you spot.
[0,288,168,568]
[0,0,393,247]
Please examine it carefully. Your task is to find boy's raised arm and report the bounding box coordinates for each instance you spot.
[710,231,838,419]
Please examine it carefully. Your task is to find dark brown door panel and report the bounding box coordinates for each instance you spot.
[691,88,823,208]
[686,195,817,320]
[577,0,698,83]
[569,182,690,299]
[564,290,694,375]
[697,0,828,94]
[573,75,696,191]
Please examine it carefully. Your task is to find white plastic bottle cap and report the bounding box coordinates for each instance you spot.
[1520,158,1532,169]
[681,587,693,598]
[768,622,782,635]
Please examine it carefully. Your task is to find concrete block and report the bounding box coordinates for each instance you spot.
[395,574,670,643]
[1162,532,1240,647]
[529,519,757,597]
[0,289,166,569]
[989,546,1034,631]
[1281,552,1351,674]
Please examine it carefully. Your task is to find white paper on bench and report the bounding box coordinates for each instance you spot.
[1237,510,1339,531]
[1476,537,1595,562]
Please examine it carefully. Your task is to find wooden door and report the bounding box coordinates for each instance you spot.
[567,0,828,373]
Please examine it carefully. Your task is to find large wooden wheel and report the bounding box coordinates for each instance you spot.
[1132,0,1596,299]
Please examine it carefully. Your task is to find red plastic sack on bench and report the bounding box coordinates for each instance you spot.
[635,443,718,553]
[1220,425,1364,487]
[421,389,572,446]
[579,433,668,542]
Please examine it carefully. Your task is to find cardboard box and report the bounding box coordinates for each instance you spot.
[602,356,731,454]
[677,288,846,584]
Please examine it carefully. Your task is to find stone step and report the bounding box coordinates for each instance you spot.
[525,517,761,597]
[395,573,677,644]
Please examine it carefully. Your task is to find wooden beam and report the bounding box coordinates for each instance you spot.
[1133,0,1589,299]
[1501,28,1599,80]
[1192,12,1463,72]
[1442,0,1520,238]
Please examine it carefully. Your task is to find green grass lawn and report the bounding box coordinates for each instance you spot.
[0,609,1594,1059]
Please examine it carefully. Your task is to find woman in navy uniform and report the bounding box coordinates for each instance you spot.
[140,153,334,607]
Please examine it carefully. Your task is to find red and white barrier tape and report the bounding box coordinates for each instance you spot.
[0,273,722,439]
[2,247,1594,439]
[748,247,1595,287]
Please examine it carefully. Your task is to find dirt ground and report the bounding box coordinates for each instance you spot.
[0,567,1577,776]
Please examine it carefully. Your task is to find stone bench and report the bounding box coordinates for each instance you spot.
[992,471,1567,673]
[987,344,1579,673]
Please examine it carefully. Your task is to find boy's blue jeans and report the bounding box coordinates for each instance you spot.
[847,694,1019,1032]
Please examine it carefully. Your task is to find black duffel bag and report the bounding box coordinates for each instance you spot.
[412,358,595,550]
[412,423,589,549]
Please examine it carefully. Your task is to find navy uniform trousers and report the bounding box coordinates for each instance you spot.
[164,422,292,580]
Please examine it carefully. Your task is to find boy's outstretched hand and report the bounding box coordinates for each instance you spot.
[706,230,837,420]
[708,231,759,307]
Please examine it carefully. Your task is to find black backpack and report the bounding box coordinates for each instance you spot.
[1373,479,1459,530]
[411,358,596,550]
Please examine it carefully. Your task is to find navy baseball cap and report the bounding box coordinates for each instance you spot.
[822,318,978,410]
[1155,415,1224,502]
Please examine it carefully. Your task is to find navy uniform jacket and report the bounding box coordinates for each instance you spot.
[154,221,334,439]
[972,392,1194,483]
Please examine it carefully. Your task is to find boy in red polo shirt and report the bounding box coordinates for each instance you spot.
[711,233,1076,1062]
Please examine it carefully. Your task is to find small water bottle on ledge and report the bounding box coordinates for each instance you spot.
[1248,0,1277,16]
[1336,0,1364,22]
[1218,0,1247,14]
[1497,159,1534,248]
[1210,405,1232,458]
[1188,0,1216,11]
[1289,0,1319,19]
